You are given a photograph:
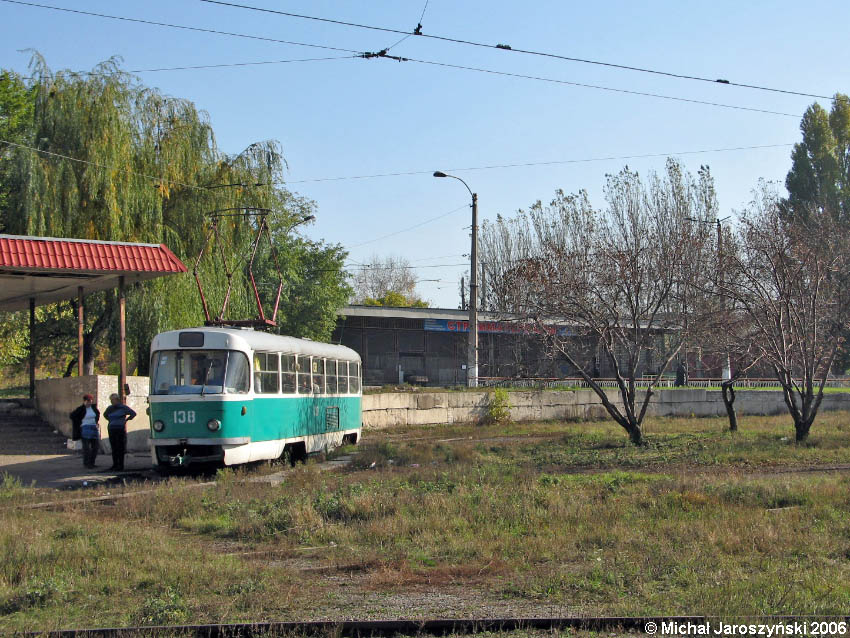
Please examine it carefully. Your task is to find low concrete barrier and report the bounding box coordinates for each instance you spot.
[35,376,151,452]
[361,388,850,429]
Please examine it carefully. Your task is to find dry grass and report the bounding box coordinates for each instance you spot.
[3,411,850,632]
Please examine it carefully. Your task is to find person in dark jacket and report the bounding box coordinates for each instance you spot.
[69,394,101,469]
[103,393,136,472]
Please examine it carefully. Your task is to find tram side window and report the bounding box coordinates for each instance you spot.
[296,356,312,394]
[338,360,349,394]
[326,360,337,394]
[312,358,325,394]
[254,352,279,394]
[349,361,361,394]
[281,354,296,393]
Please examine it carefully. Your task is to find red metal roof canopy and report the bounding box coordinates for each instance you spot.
[0,234,187,310]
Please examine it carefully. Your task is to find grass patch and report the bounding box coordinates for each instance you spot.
[4,412,850,631]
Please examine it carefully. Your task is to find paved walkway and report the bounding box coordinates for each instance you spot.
[0,450,156,489]
[0,450,353,490]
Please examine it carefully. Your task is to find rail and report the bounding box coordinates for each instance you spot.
[21,615,791,637]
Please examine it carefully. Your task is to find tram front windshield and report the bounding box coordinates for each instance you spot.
[151,350,249,395]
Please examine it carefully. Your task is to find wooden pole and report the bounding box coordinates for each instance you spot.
[119,276,127,402]
[28,297,35,400]
[77,286,84,377]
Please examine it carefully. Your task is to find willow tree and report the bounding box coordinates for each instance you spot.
[2,55,348,375]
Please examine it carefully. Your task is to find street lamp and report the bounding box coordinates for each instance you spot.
[434,171,479,388]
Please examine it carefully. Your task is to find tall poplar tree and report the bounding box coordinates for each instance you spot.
[784,93,850,222]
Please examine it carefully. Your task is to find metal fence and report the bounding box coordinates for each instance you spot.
[478,377,850,390]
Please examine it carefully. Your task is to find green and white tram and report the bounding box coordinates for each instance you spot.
[148,327,362,468]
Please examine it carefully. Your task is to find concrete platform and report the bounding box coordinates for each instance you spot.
[0,450,155,489]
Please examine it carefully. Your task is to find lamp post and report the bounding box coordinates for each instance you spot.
[434,171,478,387]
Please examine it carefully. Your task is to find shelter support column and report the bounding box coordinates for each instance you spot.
[119,276,127,402]
[77,286,84,377]
[28,298,35,399]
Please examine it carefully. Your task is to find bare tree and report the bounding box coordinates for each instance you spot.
[483,160,717,445]
[699,309,764,432]
[350,254,422,305]
[720,182,850,441]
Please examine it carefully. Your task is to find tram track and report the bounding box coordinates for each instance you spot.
[21,615,712,637]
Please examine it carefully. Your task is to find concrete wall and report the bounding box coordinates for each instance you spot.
[35,375,151,452]
[361,388,850,429]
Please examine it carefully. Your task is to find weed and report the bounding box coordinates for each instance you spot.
[133,585,189,625]
[483,388,512,425]
[0,472,23,500]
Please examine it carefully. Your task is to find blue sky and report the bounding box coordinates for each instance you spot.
[1,0,848,308]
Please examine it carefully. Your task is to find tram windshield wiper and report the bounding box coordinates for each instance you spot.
[200,361,214,397]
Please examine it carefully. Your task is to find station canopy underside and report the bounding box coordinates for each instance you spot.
[0,234,187,310]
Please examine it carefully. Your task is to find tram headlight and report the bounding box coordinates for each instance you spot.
[153,420,165,432]
[207,418,221,432]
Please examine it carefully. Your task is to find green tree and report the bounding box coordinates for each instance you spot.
[0,69,34,226]
[1,55,349,376]
[363,291,428,307]
[784,93,850,222]
[784,93,850,373]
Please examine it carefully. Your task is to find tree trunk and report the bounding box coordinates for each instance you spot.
[721,381,738,432]
[82,292,115,375]
[625,422,643,446]
[83,337,95,375]
[795,418,812,442]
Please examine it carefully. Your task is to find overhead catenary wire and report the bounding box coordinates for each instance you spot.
[385,56,802,118]
[2,0,811,119]
[198,0,832,100]
[344,262,468,270]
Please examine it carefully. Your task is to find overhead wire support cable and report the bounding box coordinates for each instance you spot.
[0,138,207,191]
[2,138,795,191]
[285,143,795,184]
[346,204,469,249]
[198,0,832,100]
[384,0,429,52]
[0,0,362,54]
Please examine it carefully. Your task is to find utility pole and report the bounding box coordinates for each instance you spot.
[686,215,731,380]
[480,262,486,311]
[434,171,479,387]
[717,217,731,380]
[469,192,479,387]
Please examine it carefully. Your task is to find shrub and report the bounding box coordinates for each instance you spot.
[484,388,512,424]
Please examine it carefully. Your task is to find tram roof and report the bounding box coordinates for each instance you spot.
[152,327,360,362]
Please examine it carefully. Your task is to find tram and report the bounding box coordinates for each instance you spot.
[148,327,362,469]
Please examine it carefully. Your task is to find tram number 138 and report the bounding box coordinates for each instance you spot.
[173,410,196,424]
